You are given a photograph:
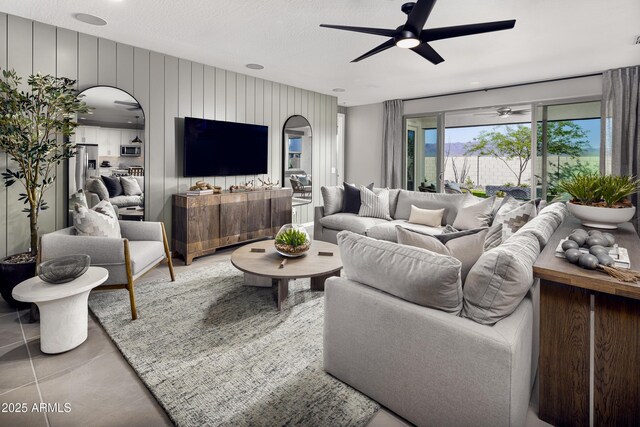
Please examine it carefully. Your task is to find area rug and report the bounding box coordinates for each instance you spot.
[88,262,378,427]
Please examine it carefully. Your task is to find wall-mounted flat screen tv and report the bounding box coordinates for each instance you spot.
[183,117,268,177]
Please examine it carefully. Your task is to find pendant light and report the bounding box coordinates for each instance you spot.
[131,115,142,143]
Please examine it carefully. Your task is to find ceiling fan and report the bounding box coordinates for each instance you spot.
[474,107,531,118]
[114,100,141,111]
[320,0,515,64]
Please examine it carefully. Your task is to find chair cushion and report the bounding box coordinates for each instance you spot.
[69,189,88,208]
[359,186,392,220]
[127,241,165,275]
[337,231,463,314]
[319,213,388,235]
[101,175,124,198]
[366,220,443,242]
[73,200,121,238]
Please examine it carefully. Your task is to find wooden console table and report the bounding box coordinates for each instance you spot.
[172,188,292,264]
[533,217,640,426]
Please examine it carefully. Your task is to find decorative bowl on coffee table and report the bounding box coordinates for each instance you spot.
[37,254,90,284]
[274,224,310,257]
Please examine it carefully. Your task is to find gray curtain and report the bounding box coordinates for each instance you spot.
[603,65,640,228]
[382,99,404,188]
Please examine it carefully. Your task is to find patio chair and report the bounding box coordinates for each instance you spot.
[290,178,312,198]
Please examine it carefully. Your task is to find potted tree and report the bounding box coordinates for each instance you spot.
[560,172,639,229]
[0,69,87,307]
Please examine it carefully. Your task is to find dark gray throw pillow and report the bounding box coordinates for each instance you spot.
[342,182,373,214]
[101,175,123,198]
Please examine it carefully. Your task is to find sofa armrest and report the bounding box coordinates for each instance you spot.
[119,221,163,242]
[40,231,126,265]
[314,206,325,240]
[324,277,533,427]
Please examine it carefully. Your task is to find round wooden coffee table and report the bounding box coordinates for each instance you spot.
[231,240,342,310]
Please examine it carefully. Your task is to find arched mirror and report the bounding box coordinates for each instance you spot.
[282,116,312,204]
[68,86,146,223]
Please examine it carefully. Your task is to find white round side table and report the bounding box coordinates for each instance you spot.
[12,267,108,354]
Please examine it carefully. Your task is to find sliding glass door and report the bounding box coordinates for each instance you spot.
[405,115,441,192]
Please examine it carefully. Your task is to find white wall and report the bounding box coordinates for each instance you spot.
[345,102,383,185]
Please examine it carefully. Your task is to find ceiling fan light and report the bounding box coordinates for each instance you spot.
[396,37,420,49]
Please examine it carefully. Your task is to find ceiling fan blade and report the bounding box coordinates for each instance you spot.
[411,42,444,65]
[320,24,398,38]
[511,110,530,115]
[421,19,516,42]
[351,38,396,63]
[405,0,437,33]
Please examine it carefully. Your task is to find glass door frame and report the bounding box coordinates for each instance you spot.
[403,112,444,192]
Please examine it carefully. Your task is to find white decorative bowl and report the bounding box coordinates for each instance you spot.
[566,201,636,229]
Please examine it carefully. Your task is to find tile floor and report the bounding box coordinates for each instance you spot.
[0,248,550,427]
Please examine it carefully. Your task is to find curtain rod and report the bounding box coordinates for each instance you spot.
[402,72,602,102]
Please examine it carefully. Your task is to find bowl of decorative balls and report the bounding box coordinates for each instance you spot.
[560,228,640,282]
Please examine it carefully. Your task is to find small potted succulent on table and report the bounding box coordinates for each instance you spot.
[274,224,310,257]
[559,173,639,229]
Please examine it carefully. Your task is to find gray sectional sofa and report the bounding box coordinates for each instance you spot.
[319,188,568,426]
[315,189,471,244]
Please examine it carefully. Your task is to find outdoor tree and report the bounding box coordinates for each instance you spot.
[464,125,531,186]
[464,121,591,187]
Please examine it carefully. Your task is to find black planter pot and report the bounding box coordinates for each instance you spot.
[0,255,36,309]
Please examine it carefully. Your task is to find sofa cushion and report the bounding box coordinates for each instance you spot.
[493,196,537,241]
[128,241,165,275]
[453,196,495,230]
[120,176,143,196]
[366,220,443,242]
[343,182,373,214]
[320,213,388,235]
[337,231,463,314]
[397,226,488,282]
[377,188,401,218]
[508,202,567,248]
[462,231,540,325]
[109,195,143,208]
[408,205,444,227]
[394,190,466,225]
[86,177,109,201]
[101,175,124,198]
[483,222,503,251]
[359,186,392,220]
[321,186,344,216]
[73,200,121,238]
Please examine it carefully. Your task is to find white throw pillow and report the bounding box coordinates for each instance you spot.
[321,186,344,216]
[358,186,392,220]
[120,176,143,196]
[73,200,121,238]
[408,205,444,227]
[453,196,496,230]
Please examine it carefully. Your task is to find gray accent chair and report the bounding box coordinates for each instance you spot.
[39,221,175,320]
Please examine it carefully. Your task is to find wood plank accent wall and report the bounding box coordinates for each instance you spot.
[0,13,337,257]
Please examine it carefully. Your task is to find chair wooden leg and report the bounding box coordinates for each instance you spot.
[124,240,137,320]
[161,222,176,281]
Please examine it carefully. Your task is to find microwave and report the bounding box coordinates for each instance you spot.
[120,145,141,157]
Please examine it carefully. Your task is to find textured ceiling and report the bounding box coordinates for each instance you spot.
[0,0,638,106]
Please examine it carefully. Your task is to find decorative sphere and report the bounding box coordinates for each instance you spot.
[562,240,580,251]
[596,253,615,267]
[564,248,581,264]
[586,236,605,247]
[588,230,603,236]
[589,245,609,256]
[578,253,599,270]
[568,233,586,246]
[602,233,616,247]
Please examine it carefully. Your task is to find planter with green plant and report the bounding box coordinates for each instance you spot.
[274,224,311,257]
[0,69,87,307]
[559,172,640,229]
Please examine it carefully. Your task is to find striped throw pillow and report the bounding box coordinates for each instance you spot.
[358,186,392,220]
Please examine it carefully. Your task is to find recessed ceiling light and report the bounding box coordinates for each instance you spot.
[127,121,132,124]
[75,13,107,26]
[246,63,264,70]
[332,88,346,93]
[470,81,480,86]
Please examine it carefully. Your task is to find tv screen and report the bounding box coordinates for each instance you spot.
[183,117,268,177]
